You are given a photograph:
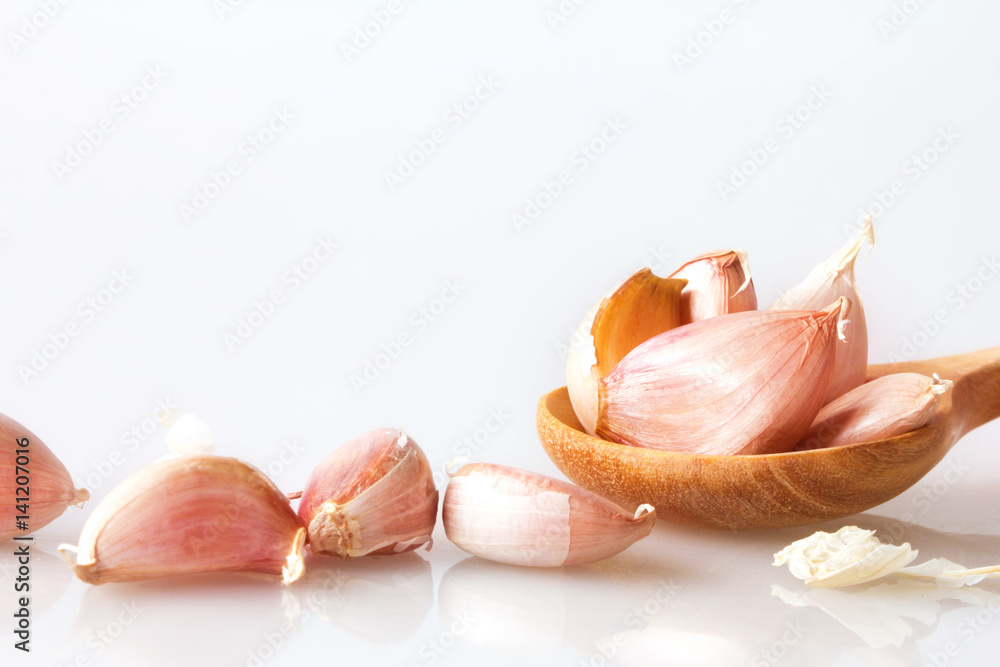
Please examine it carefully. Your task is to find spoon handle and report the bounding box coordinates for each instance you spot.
[870,345,1000,435]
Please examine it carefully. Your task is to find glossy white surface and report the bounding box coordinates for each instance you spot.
[2,1,999,665]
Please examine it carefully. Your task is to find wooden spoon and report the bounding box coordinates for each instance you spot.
[536,347,1000,530]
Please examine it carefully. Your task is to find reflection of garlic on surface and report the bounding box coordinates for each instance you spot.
[773,526,917,588]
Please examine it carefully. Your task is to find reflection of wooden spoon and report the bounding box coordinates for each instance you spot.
[537,347,1000,530]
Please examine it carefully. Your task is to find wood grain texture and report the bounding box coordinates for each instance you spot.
[537,346,1000,530]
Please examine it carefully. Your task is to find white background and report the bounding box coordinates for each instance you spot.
[2,1,1000,666]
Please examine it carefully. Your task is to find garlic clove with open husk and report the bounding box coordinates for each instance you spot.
[58,456,306,585]
[774,526,917,588]
[770,217,874,403]
[597,297,851,455]
[1,412,89,539]
[797,372,952,450]
[442,462,655,567]
[668,249,757,324]
[565,269,686,435]
[297,428,438,558]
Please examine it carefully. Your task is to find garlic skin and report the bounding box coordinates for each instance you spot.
[669,249,757,323]
[58,456,305,585]
[797,373,952,450]
[1,412,89,539]
[297,428,438,558]
[597,298,851,455]
[774,526,917,588]
[565,270,686,435]
[442,462,656,567]
[770,217,873,403]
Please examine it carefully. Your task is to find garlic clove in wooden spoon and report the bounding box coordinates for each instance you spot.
[797,372,952,450]
[565,269,686,435]
[597,298,851,455]
[668,249,757,324]
[770,216,874,402]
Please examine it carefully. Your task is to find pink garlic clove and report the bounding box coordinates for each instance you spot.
[1,412,89,539]
[297,428,438,558]
[58,456,305,585]
[597,298,851,455]
[442,462,655,567]
[797,372,952,450]
[668,249,757,324]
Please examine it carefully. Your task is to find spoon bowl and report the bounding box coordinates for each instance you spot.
[537,347,1000,530]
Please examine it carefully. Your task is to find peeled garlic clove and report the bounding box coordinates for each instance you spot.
[668,249,757,324]
[164,413,215,456]
[442,462,655,567]
[770,217,874,403]
[597,298,851,455]
[1,412,89,539]
[774,526,917,588]
[797,373,952,450]
[58,456,305,585]
[297,428,438,558]
[565,270,686,435]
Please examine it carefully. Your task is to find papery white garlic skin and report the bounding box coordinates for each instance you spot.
[797,373,951,450]
[164,413,215,457]
[774,526,917,588]
[565,302,601,436]
[770,217,873,403]
[1,412,89,539]
[598,298,850,455]
[297,428,438,558]
[669,249,757,323]
[442,462,656,567]
[58,455,306,585]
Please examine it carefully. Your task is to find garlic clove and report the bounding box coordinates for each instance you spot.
[58,455,305,585]
[1,412,89,539]
[297,428,438,558]
[566,270,686,435]
[797,372,952,450]
[668,249,757,324]
[164,413,215,457]
[774,526,917,588]
[442,462,655,567]
[597,298,851,455]
[770,217,873,402]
